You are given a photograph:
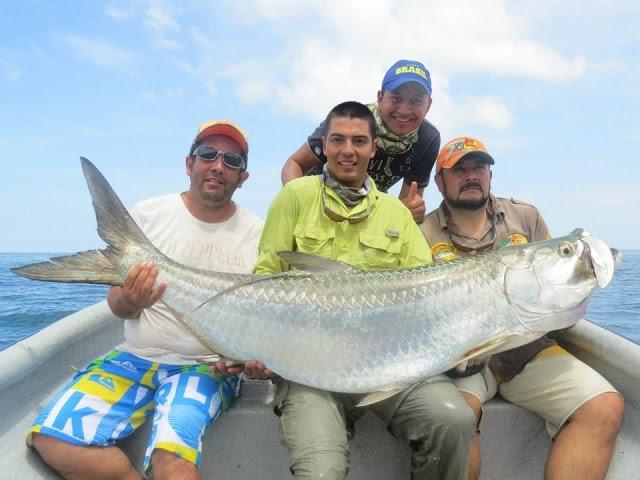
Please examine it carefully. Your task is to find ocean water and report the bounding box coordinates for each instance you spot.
[0,253,108,350]
[1,251,639,351]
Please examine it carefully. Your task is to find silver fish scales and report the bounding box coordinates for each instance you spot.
[12,158,619,395]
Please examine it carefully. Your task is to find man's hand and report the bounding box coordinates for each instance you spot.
[446,356,490,378]
[122,262,166,309]
[401,181,426,224]
[454,356,490,377]
[108,262,166,318]
[212,358,272,379]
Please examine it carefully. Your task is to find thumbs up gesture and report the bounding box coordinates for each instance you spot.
[401,181,426,224]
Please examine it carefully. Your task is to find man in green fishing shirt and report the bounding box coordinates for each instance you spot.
[254,101,475,480]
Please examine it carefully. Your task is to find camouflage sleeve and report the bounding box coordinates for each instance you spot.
[306,120,328,164]
[403,125,440,189]
[254,185,299,275]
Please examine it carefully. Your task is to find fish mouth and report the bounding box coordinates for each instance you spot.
[611,248,623,268]
[580,232,617,288]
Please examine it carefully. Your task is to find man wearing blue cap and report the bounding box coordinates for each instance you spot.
[282,59,440,224]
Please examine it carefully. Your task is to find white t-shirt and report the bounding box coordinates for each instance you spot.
[117,193,264,364]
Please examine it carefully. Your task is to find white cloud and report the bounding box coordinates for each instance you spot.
[144,5,180,33]
[205,78,216,95]
[0,56,21,82]
[189,26,212,49]
[575,187,640,208]
[7,66,21,81]
[72,124,106,138]
[191,0,590,132]
[105,5,133,20]
[430,94,514,134]
[466,97,514,131]
[141,90,158,101]
[175,59,198,77]
[29,42,56,66]
[105,1,182,50]
[63,35,136,71]
[251,0,311,21]
[166,87,184,98]
[142,4,182,50]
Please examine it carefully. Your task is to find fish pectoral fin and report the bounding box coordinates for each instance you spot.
[457,335,515,365]
[277,251,358,273]
[356,387,407,407]
[163,301,226,355]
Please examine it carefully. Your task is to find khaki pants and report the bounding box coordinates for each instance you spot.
[455,345,619,437]
[275,375,475,480]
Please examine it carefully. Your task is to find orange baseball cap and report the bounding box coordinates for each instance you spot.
[191,119,249,156]
[436,136,494,173]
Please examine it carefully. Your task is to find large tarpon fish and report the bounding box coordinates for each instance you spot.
[13,158,619,397]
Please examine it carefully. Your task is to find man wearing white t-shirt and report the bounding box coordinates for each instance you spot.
[29,121,264,480]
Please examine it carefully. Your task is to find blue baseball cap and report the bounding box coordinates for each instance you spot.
[381,59,432,96]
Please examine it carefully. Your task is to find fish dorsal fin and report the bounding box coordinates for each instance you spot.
[192,271,311,313]
[277,251,356,273]
[356,386,407,407]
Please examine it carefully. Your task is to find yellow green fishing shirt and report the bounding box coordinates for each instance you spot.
[254,175,432,275]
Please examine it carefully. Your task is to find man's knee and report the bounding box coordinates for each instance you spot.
[31,434,84,474]
[151,448,200,480]
[278,383,350,479]
[393,382,477,447]
[461,391,482,423]
[289,448,349,480]
[572,392,624,439]
[31,432,61,457]
[422,398,476,435]
[31,433,140,480]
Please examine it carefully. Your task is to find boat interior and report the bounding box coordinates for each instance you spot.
[1,301,639,479]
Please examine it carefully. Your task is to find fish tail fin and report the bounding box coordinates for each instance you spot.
[80,156,151,251]
[12,157,155,286]
[11,247,123,285]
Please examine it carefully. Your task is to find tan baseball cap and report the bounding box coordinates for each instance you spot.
[436,136,494,173]
[191,119,249,156]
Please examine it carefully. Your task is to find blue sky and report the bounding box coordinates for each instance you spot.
[1,0,639,251]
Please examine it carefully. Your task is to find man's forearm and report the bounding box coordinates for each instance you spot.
[107,286,143,319]
[282,144,322,184]
[281,158,304,184]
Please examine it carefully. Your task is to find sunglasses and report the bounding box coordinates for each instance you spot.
[192,145,246,170]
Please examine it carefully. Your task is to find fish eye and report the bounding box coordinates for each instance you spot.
[557,242,575,258]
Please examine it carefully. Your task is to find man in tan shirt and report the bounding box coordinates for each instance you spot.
[420,137,623,480]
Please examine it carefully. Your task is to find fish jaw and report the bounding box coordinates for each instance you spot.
[503,230,617,334]
[581,232,616,288]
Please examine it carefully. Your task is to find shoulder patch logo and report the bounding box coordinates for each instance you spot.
[497,233,529,249]
[431,242,458,262]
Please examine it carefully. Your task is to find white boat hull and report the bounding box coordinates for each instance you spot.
[1,302,639,479]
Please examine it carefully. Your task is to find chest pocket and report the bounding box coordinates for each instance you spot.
[359,232,402,269]
[294,224,335,256]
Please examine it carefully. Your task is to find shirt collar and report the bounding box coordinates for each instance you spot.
[321,177,380,218]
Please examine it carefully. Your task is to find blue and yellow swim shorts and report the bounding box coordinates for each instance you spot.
[28,350,238,473]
